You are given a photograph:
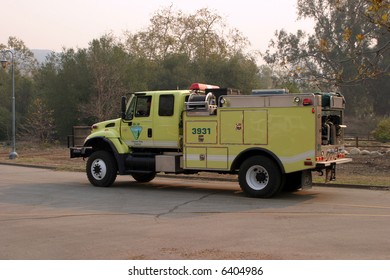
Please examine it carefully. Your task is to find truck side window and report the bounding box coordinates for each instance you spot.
[135,96,152,117]
[159,95,174,116]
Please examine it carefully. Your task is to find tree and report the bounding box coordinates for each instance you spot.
[217,53,260,94]
[125,6,258,91]
[35,49,92,139]
[0,106,10,141]
[263,0,390,116]
[19,98,57,143]
[153,53,193,90]
[364,0,390,31]
[125,6,250,61]
[0,36,38,75]
[82,35,129,122]
[0,37,36,141]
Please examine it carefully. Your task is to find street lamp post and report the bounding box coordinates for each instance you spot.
[1,50,18,159]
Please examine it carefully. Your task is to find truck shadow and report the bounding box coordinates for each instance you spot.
[104,179,318,214]
[0,179,319,217]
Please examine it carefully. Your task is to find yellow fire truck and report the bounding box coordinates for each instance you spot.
[70,83,351,198]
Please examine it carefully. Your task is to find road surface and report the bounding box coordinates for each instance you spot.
[0,165,389,259]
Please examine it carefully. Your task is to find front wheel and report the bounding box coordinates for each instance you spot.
[86,150,117,187]
[238,156,282,198]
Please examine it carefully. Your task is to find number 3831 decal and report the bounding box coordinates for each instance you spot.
[192,128,211,134]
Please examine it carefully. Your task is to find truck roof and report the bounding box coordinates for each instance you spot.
[134,89,190,95]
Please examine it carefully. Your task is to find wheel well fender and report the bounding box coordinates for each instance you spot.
[84,136,129,174]
[85,137,118,154]
[231,148,285,174]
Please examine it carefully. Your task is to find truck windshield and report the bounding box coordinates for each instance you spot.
[125,95,137,120]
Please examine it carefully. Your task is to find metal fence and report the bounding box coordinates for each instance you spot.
[345,134,389,148]
[67,126,91,147]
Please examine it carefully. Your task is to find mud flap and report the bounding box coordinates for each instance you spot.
[301,170,312,189]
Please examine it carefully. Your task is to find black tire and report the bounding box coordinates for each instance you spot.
[86,150,117,187]
[238,155,283,198]
[131,172,156,183]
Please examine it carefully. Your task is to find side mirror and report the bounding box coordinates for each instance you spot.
[121,96,127,119]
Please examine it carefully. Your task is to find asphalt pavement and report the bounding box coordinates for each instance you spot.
[0,164,390,259]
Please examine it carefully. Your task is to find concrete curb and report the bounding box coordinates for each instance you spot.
[0,162,56,170]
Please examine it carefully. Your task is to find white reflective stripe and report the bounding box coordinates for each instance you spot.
[206,155,227,162]
[186,154,202,161]
[186,154,237,163]
[279,150,315,164]
[125,140,153,146]
[123,143,313,166]
[125,140,178,147]
[187,151,314,165]
[154,141,178,147]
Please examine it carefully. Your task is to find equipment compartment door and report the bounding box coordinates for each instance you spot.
[184,147,228,170]
[185,121,217,144]
[244,110,268,145]
[185,147,207,168]
[220,111,243,144]
[206,147,228,169]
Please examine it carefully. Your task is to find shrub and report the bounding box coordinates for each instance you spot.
[372,118,390,142]
[0,106,11,141]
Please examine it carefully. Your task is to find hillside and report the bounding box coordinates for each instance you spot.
[32,49,53,63]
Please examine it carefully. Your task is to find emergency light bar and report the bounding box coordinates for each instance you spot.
[189,83,220,91]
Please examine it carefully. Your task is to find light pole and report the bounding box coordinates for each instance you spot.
[1,50,18,159]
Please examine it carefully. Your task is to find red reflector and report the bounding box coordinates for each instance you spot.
[312,108,315,114]
[303,98,313,106]
[304,161,313,166]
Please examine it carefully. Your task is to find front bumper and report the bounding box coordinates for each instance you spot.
[70,146,93,158]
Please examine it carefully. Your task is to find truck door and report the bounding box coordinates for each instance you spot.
[121,95,154,147]
[152,94,181,149]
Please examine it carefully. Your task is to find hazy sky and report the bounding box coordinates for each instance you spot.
[0,0,314,53]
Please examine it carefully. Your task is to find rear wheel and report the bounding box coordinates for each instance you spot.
[238,156,282,198]
[86,150,117,187]
[131,172,156,183]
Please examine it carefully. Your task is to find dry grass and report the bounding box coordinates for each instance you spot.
[0,141,85,172]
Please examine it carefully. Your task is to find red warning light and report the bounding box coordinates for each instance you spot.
[303,98,313,106]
